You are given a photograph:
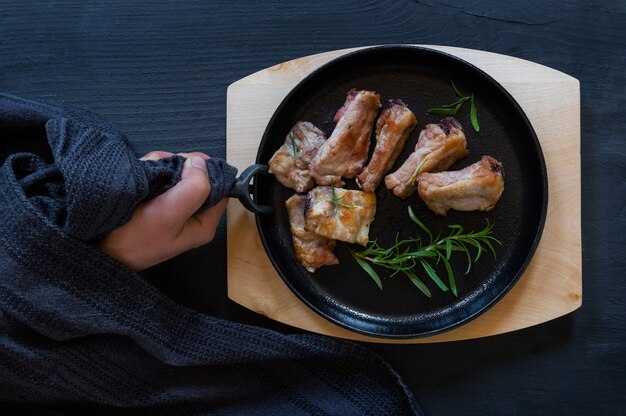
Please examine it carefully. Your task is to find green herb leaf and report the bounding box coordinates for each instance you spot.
[459,241,472,275]
[410,157,429,186]
[470,93,480,132]
[289,131,299,158]
[439,253,457,297]
[437,97,468,109]
[408,206,432,243]
[351,207,500,298]
[483,238,498,259]
[404,270,432,298]
[420,259,448,292]
[473,239,483,262]
[451,80,465,98]
[427,97,468,116]
[427,107,460,116]
[429,81,480,134]
[329,184,356,211]
[351,252,383,290]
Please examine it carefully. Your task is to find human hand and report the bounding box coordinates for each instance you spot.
[99,151,228,271]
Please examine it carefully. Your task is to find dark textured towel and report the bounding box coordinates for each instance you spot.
[0,93,421,415]
[0,93,237,241]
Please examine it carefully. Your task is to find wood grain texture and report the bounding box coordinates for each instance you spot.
[226,46,582,343]
[1,0,624,414]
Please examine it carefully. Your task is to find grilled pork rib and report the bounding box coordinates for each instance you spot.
[304,186,376,246]
[385,117,468,198]
[357,100,417,192]
[269,121,327,193]
[310,89,381,186]
[285,194,339,272]
[417,155,505,216]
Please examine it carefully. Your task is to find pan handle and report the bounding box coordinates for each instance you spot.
[226,164,274,215]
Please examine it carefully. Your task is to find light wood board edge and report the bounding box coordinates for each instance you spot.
[226,45,581,344]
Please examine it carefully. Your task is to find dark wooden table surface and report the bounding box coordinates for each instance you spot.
[1,1,624,414]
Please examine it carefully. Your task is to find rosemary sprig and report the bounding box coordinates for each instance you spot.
[470,93,479,132]
[349,207,500,297]
[427,96,469,116]
[451,80,465,98]
[410,157,429,186]
[329,184,356,212]
[288,131,299,158]
[428,81,480,132]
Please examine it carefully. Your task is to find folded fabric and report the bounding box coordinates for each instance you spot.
[0,93,421,415]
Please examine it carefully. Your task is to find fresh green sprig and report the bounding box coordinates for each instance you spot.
[329,184,356,212]
[350,207,500,297]
[427,96,469,116]
[470,93,479,132]
[410,157,429,186]
[288,131,299,158]
[451,80,465,98]
[428,81,480,132]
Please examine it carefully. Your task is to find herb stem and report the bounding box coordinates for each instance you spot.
[329,184,356,212]
[428,81,480,132]
[350,207,500,297]
[289,131,299,158]
[410,157,429,186]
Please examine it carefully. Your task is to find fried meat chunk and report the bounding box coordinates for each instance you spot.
[385,117,468,198]
[285,194,339,272]
[304,186,376,246]
[269,121,327,193]
[310,89,381,186]
[417,156,504,215]
[356,100,417,192]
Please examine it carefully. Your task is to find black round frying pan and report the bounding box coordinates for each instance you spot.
[228,46,548,339]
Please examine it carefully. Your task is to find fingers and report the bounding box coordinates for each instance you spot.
[140,150,223,248]
[102,149,227,270]
[141,151,209,161]
[153,156,212,224]
[177,152,210,160]
[140,151,175,161]
[179,198,229,248]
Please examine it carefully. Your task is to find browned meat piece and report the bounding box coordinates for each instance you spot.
[268,121,327,193]
[385,117,469,198]
[304,186,376,246]
[285,194,339,272]
[356,100,417,192]
[310,89,381,186]
[417,156,505,216]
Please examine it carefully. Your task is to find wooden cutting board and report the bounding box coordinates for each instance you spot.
[226,45,581,343]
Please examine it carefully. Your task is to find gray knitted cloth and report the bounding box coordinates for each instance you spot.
[0,93,421,415]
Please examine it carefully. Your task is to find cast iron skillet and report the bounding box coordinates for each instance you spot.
[228,46,548,339]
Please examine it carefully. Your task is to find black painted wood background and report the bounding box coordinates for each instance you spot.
[1,1,624,414]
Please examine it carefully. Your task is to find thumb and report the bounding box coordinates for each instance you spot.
[155,156,212,221]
